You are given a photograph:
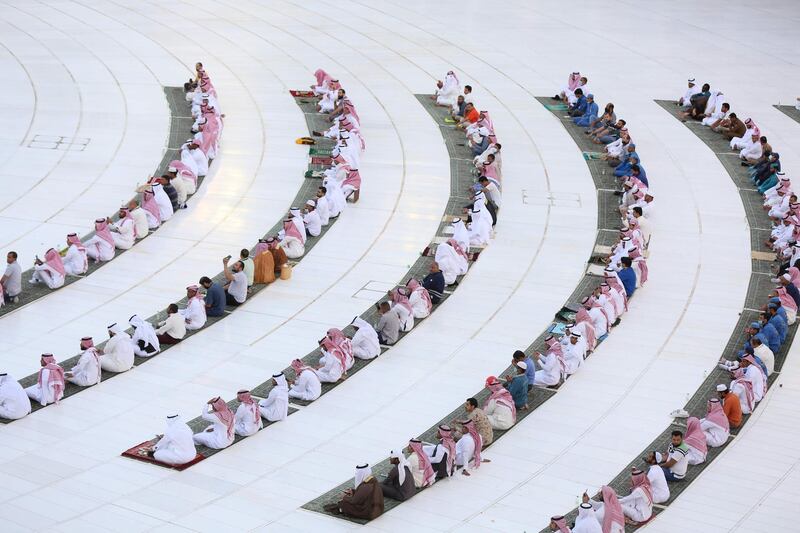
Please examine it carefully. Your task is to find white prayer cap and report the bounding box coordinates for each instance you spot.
[515,361,527,370]
[305,199,316,208]
[168,166,178,172]
[716,383,728,392]
[783,273,792,281]
[654,451,663,463]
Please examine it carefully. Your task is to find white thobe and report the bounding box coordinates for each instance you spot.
[533,353,561,386]
[63,244,88,276]
[280,235,304,259]
[745,364,766,402]
[408,289,431,319]
[316,351,344,383]
[316,196,330,225]
[180,298,207,331]
[484,399,514,430]
[0,375,31,420]
[68,349,101,387]
[436,74,460,107]
[755,344,775,375]
[562,340,586,375]
[101,333,135,373]
[392,302,414,332]
[193,408,234,449]
[303,210,321,237]
[84,236,114,262]
[587,307,609,337]
[112,218,136,250]
[154,418,197,465]
[171,176,188,206]
[234,402,262,436]
[605,487,652,523]
[352,326,380,360]
[687,444,706,465]
[731,380,754,414]
[31,264,65,289]
[288,369,321,401]
[598,294,618,324]
[730,128,757,150]
[679,85,700,106]
[455,433,480,471]
[434,242,468,285]
[151,184,174,222]
[130,208,149,239]
[700,418,729,447]
[180,146,199,176]
[25,369,62,406]
[647,465,669,503]
[189,147,208,176]
[740,142,762,161]
[258,386,289,422]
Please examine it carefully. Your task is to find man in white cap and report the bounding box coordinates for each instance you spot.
[100,323,135,373]
[180,285,207,330]
[66,337,102,387]
[234,390,262,436]
[0,373,31,420]
[323,463,384,519]
[315,186,330,226]
[259,372,289,421]
[381,450,415,501]
[643,451,671,503]
[303,200,322,237]
[678,78,700,107]
[150,414,197,466]
[350,317,380,360]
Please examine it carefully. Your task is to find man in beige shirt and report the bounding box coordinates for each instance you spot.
[451,397,493,447]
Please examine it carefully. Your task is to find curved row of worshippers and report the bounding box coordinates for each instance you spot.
[0,68,370,420]
[315,74,657,521]
[542,77,799,533]
[0,62,221,306]
[135,68,504,464]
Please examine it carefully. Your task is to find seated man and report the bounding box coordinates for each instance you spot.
[717,112,746,140]
[280,209,306,259]
[1,251,21,304]
[303,200,322,237]
[30,248,66,289]
[315,337,348,383]
[406,279,432,319]
[350,317,380,360]
[574,94,598,127]
[25,354,65,406]
[562,331,586,376]
[258,372,289,422]
[200,276,225,317]
[452,397,493,447]
[717,383,742,428]
[582,486,626,531]
[504,360,529,409]
[532,350,561,387]
[129,314,160,357]
[658,430,689,482]
[677,78,700,107]
[324,464,384,520]
[642,452,671,503]
[288,359,322,401]
[128,199,150,239]
[155,304,186,345]
[63,234,88,276]
[700,398,730,448]
[380,451,415,501]
[406,439,436,488]
[423,425,456,479]
[375,301,401,345]
[454,418,482,475]
[193,397,234,450]
[110,207,137,250]
[434,71,460,108]
[222,257,248,306]
[234,389,262,437]
[181,285,207,330]
[100,323,135,373]
[149,414,197,466]
[0,373,31,420]
[83,219,116,262]
[483,376,516,430]
[617,256,637,297]
[66,337,102,387]
[422,261,445,304]
[239,249,255,287]
[685,417,708,465]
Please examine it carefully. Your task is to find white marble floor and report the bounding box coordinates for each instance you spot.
[0,1,798,532]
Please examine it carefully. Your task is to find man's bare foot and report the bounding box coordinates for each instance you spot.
[462,470,471,476]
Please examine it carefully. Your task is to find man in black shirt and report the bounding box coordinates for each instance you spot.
[422,261,445,304]
[160,175,180,212]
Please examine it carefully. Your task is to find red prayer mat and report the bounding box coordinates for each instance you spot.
[290,90,315,97]
[121,439,205,471]
[311,156,332,166]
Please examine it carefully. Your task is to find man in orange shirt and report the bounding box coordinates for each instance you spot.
[458,102,480,130]
[717,383,742,428]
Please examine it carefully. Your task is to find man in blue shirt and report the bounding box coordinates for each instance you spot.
[758,315,781,353]
[511,350,535,391]
[200,276,225,317]
[504,361,529,410]
[573,93,598,127]
[767,304,787,343]
[568,88,587,117]
[617,257,637,297]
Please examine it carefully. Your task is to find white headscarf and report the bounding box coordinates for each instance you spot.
[354,463,372,489]
[129,314,160,351]
[273,372,288,390]
[390,450,411,486]
[323,176,347,216]
[572,502,602,533]
[452,218,470,252]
